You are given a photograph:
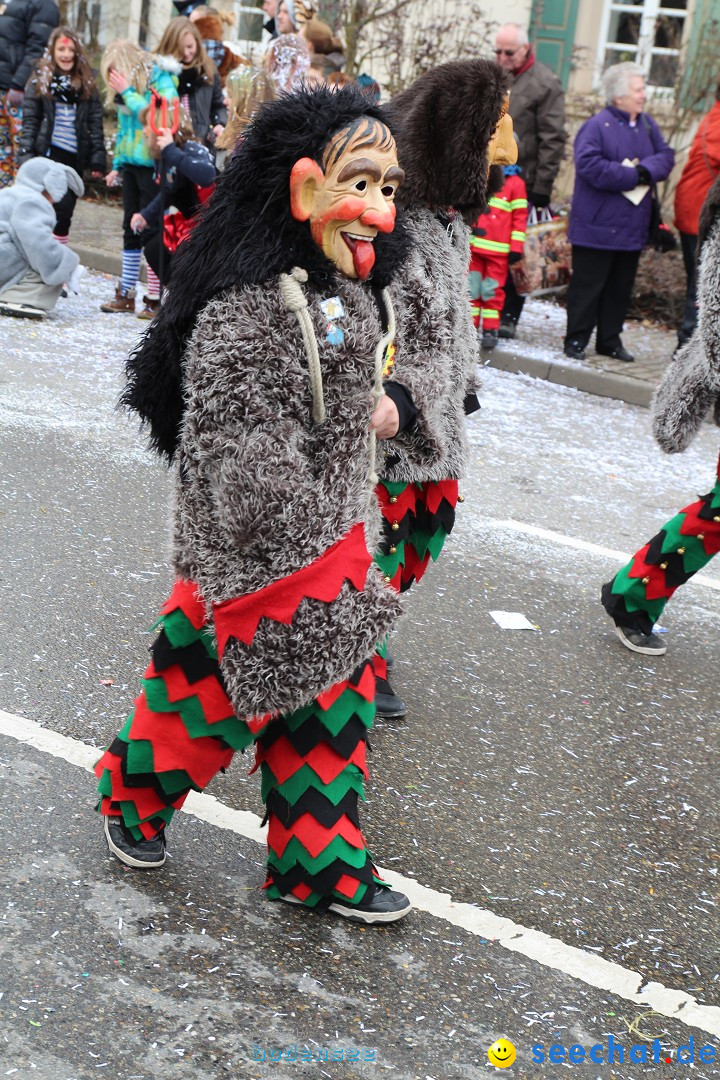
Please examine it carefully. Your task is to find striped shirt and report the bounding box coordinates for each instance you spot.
[51,102,78,154]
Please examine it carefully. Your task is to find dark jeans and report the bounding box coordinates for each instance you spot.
[121,163,158,250]
[678,231,698,347]
[565,245,641,352]
[143,231,172,286]
[48,145,80,236]
[501,265,525,323]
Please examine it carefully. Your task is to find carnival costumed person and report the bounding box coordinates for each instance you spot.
[369,60,514,717]
[601,178,720,655]
[96,86,414,924]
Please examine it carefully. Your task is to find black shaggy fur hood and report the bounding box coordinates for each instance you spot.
[122,86,410,462]
[385,60,510,221]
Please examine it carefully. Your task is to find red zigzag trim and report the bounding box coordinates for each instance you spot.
[212,522,372,656]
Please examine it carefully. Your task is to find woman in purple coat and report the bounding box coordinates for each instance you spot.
[564,62,674,363]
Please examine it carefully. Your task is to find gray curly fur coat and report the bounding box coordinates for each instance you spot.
[653,219,720,453]
[380,59,510,482]
[174,276,401,721]
[383,207,478,482]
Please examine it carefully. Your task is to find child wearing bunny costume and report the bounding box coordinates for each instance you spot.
[0,156,83,318]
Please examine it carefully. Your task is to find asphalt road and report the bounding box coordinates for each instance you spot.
[1,273,719,1079]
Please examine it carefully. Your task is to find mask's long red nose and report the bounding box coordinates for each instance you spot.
[360,204,396,234]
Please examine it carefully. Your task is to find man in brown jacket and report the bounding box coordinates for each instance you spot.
[494,21,566,338]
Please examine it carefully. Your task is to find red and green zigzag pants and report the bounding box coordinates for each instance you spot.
[374,478,459,592]
[96,582,386,911]
[96,480,457,907]
[602,450,720,634]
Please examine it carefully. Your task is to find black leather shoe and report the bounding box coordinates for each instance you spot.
[375,675,407,719]
[597,345,635,363]
[104,815,166,868]
[498,317,517,340]
[280,884,413,924]
[564,339,586,360]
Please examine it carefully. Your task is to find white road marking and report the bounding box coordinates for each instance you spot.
[2,706,719,1038]
[489,518,720,592]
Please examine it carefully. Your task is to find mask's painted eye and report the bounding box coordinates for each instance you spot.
[354,178,367,192]
[381,184,396,198]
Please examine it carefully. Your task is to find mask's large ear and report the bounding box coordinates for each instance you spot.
[289,157,324,221]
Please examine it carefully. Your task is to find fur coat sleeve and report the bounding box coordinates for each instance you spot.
[653,219,720,452]
[173,278,401,722]
[382,207,478,482]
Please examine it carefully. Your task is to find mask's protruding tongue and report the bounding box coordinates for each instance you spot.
[344,234,376,280]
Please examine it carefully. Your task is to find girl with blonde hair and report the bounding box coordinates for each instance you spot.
[98,39,179,314]
[156,17,227,148]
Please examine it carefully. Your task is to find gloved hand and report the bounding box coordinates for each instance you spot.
[67,264,85,295]
[6,87,23,108]
[528,191,550,208]
[635,164,652,186]
[508,251,524,264]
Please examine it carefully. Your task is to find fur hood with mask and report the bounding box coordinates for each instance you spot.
[123,85,409,463]
[653,178,720,453]
[379,59,510,484]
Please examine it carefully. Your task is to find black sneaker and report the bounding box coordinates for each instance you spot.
[564,339,586,360]
[615,624,667,656]
[498,317,517,340]
[481,328,499,351]
[375,675,407,719]
[280,885,412,924]
[103,815,166,868]
[598,345,635,363]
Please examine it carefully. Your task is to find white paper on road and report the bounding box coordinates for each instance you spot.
[489,610,538,630]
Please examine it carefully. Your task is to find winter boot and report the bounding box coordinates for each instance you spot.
[137,295,160,320]
[481,328,499,351]
[100,284,135,313]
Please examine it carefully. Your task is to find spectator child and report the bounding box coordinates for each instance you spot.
[0,156,83,319]
[156,17,226,149]
[214,65,275,159]
[189,6,245,86]
[20,26,105,243]
[468,162,527,351]
[99,39,179,314]
[264,32,310,93]
[130,102,216,317]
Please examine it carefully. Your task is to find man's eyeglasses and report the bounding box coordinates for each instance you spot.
[495,48,520,57]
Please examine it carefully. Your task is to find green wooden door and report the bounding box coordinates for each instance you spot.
[679,0,720,110]
[530,0,581,89]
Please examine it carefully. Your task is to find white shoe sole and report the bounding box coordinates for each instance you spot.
[615,625,667,656]
[278,892,412,924]
[0,302,45,320]
[103,815,166,868]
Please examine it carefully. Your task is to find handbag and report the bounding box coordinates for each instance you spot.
[640,115,677,253]
[648,187,677,252]
[509,206,572,296]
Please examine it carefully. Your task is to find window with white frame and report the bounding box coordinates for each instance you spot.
[598,0,688,89]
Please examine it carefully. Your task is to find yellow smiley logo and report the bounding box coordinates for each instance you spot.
[488,1038,517,1068]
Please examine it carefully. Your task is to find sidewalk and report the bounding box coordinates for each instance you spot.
[72,199,675,407]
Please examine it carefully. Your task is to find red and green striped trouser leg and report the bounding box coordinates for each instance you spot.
[95,582,386,910]
[602,450,720,634]
[374,478,460,594]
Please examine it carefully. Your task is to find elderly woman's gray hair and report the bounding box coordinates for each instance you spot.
[602,61,645,106]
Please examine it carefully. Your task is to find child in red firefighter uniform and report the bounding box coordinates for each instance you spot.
[468,163,527,351]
